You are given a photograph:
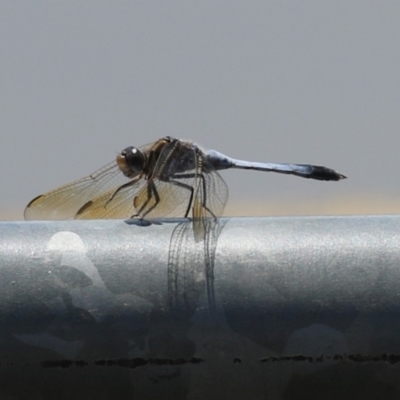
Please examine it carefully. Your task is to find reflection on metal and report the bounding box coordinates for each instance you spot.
[1,216,400,398]
[168,218,227,318]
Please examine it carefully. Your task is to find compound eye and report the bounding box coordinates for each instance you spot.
[125,147,146,173]
[117,146,146,177]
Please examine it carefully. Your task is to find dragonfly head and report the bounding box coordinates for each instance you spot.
[117,146,146,178]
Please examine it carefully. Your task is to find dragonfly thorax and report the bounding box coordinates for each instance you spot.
[116,146,146,178]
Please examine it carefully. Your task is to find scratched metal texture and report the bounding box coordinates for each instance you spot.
[0,216,400,399]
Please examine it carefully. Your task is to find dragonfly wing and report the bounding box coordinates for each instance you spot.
[192,167,228,241]
[133,178,196,219]
[75,179,146,219]
[24,161,132,220]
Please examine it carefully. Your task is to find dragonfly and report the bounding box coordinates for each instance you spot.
[25,136,346,239]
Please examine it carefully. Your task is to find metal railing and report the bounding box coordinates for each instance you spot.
[1,216,399,399]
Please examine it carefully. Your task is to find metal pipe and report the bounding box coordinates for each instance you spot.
[1,216,400,399]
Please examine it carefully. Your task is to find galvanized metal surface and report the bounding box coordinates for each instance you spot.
[1,216,400,399]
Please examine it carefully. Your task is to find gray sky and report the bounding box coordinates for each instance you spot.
[1,1,400,219]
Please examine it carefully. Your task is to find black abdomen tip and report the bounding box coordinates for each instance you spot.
[309,166,347,181]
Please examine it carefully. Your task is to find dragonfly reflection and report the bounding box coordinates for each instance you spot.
[25,136,346,239]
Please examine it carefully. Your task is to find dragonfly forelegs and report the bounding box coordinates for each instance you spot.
[168,172,217,220]
[132,171,218,220]
[131,178,192,220]
[105,176,141,208]
[132,180,160,219]
[166,177,194,218]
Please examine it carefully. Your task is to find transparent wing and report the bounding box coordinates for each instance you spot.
[192,161,229,242]
[24,161,134,220]
[77,172,198,221]
[133,179,195,219]
[25,138,229,224]
[195,160,228,220]
[74,180,148,219]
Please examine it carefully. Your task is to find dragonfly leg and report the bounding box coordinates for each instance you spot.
[167,178,194,218]
[169,172,217,220]
[167,172,200,217]
[132,176,194,220]
[105,176,141,208]
[133,181,160,218]
[76,176,141,218]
